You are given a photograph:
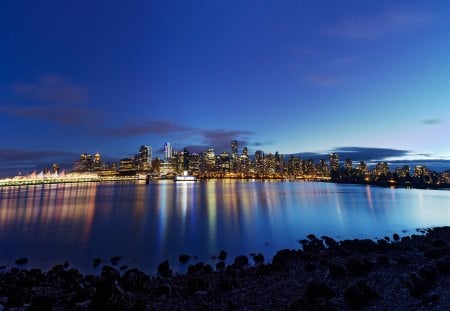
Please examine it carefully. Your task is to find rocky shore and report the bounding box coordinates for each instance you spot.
[1,227,450,310]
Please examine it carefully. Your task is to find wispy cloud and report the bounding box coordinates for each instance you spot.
[1,74,97,126]
[13,74,88,104]
[103,120,192,137]
[330,146,410,161]
[422,118,443,125]
[325,10,430,40]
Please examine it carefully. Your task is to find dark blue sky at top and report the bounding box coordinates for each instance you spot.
[1,1,450,175]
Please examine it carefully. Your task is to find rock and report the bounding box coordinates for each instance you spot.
[90,279,125,310]
[186,277,209,294]
[157,260,172,278]
[179,254,190,264]
[305,280,336,302]
[377,254,389,265]
[435,256,450,274]
[393,233,400,241]
[396,255,410,266]
[216,261,225,271]
[6,286,25,308]
[14,257,28,265]
[253,253,264,265]
[420,293,440,306]
[384,236,390,241]
[234,255,249,268]
[418,265,436,281]
[424,246,450,259]
[187,262,213,275]
[101,265,120,281]
[93,257,102,268]
[409,273,428,297]
[29,295,55,310]
[304,263,316,272]
[218,250,227,261]
[328,263,346,279]
[307,233,317,240]
[346,257,372,276]
[63,261,70,269]
[121,268,149,292]
[322,236,340,250]
[356,280,379,300]
[155,283,172,296]
[70,286,95,304]
[343,284,366,308]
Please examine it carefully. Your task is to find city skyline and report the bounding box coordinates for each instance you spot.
[2,1,450,176]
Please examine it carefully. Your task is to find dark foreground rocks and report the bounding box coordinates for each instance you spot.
[1,227,450,310]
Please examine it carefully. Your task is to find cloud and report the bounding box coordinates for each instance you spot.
[103,120,192,137]
[325,10,430,40]
[13,74,88,104]
[0,104,97,126]
[330,146,410,161]
[1,74,97,126]
[422,118,443,125]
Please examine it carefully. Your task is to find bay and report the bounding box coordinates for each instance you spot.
[0,180,449,274]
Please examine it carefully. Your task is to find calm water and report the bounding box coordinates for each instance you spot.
[0,180,449,274]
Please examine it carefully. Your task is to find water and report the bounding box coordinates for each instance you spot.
[0,180,449,274]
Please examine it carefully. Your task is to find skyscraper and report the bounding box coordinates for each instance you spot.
[231,140,238,156]
[164,143,172,161]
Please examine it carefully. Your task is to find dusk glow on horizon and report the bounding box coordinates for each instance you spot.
[2,1,450,174]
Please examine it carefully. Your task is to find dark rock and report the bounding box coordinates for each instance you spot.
[356,280,379,300]
[299,239,309,245]
[187,262,213,275]
[377,254,389,265]
[101,265,120,281]
[179,254,190,264]
[216,261,225,271]
[393,233,400,241]
[322,236,340,250]
[435,255,450,274]
[424,246,450,259]
[253,253,264,265]
[418,265,437,281]
[420,293,440,306]
[186,277,209,294]
[409,273,428,297]
[384,236,390,241]
[307,233,317,240]
[328,263,346,279]
[377,239,390,251]
[431,238,447,247]
[304,262,316,272]
[29,295,55,311]
[121,268,149,292]
[401,236,411,242]
[6,286,25,308]
[346,257,372,276]
[343,284,367,309]
[120,265,128,270]
[157,260,172,278]
[305,280,336,302]
[155,283,171,296]
[396,255,410,266]
[93,257,102,268]
[234,255,249,268]
[217,276,234,291]
[14,257,28,265]
[90,279,125,310]
[70,286,95,304]
[218,250,227,261]
[255,263,271,276]
[63,261,70,269]
[272,249,295,268]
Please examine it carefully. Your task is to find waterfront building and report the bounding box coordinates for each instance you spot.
[164,143,173,161]
[137,145,152,171]
[329,153,340,175]
[219,152,231,174]
[255,150,265,175]
[118,158,135,175]
[202,148,216,175]
[73,153,94,171]
[183,148,190,171]
[189,153,200,175]
[375,162,389,176]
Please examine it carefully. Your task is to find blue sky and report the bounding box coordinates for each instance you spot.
[1,1,450,175]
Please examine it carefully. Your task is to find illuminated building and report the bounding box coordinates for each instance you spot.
[52,163,60,173]
[183,148,190,171]
[219,152,231,174]
[375,162,389,176]
[164,143,173,161]
[265,153,276,174]
[345,158,352,171]
[93,151,101,171]
[202,148,216,175]
[231,140,238,156]
[73,153,93,171]
[137,145,151,171]
[231,140,239,173]
[329,153,340,179]
[118,158,136,175]
[255,150,265,175]
[287,156,302,177]
[189,153,200,175]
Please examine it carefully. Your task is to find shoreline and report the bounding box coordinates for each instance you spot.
[1,227,449,309]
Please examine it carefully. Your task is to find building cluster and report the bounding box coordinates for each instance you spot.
[72,140,450,187]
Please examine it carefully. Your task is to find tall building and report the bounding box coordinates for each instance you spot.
[164,143,172,161]
[138,145,152,171]
[231,140,238,156]
[183,148,190,171]
[329,153,340,179]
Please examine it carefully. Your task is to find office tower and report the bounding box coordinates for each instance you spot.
[138,145,151,171]
[164,143,173,161]
[231,140,238,156]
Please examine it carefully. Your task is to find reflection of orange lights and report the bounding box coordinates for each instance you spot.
[0,183,98,249]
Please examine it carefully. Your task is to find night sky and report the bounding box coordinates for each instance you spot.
[2,1,450,175]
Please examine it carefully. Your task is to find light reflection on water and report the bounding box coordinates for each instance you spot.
[0,180,449,274]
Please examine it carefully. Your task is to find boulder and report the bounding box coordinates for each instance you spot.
[218,250,227,261]
[435,256,450,274]
[14,257,28,265]
[234,255,249,268]
[179,254,190,264]
[157,260,172,278]
[305,280,336,302]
